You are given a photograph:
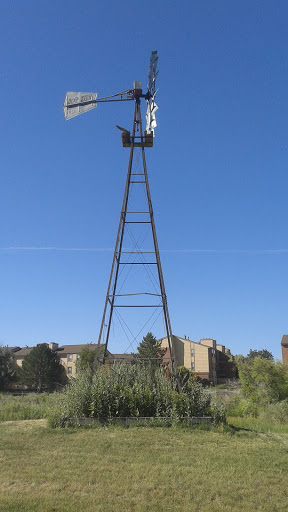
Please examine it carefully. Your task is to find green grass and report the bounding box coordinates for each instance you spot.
[228,416,288,433]
[0,420,288,512]
[0,392,60,421]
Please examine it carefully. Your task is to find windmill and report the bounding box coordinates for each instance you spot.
[63,52,174,366]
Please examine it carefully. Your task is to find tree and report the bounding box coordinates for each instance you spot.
[246,349,273,360]
[76,344,104,373]
[20,344,67,392]
[0,346,16,390]
[237,356,288,405]
[135,332,167,362]
[234,349,274,380]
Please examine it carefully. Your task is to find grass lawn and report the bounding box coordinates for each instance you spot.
[0,420,288,512]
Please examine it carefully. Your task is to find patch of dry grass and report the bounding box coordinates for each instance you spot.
[0,420,288,511]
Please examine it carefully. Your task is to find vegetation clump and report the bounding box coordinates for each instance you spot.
[76,343,104,372]
[0,346,16,390]
[226,350,288,422]
[0,392,60,421]
[50,363,224,427]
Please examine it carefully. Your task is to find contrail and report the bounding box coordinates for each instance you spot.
[161,249,288,254]
[0,246,114,252]
[1,246,288,254]
[2,246,108,251]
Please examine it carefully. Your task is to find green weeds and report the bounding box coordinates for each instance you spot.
[0,392,60,421]
[49,364,225,427]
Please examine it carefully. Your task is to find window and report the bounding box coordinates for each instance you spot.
[191,349,194,357]
[191,362,195,370]
[67,354,73,362]
[76,354,80,360]
[67,367,72,375]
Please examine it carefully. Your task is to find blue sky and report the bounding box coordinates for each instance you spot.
[1,0,287,358]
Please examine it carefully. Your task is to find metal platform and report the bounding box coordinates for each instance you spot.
[121,130,153,148]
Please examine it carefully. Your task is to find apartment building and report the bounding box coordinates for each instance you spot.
[13,342,110,378]
[160,335,235,384]
[12,337,234,385]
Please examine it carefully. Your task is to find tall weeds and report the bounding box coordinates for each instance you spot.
[0,392,59,421]
[50,363,224,427]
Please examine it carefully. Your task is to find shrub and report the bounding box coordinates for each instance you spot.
[258,400,288,425]
[236,357,288,406]
[51,363,223,427]
[209,401,227,425]
[225,395,260,417]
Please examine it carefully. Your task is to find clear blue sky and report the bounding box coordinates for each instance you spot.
[1,0,287,358]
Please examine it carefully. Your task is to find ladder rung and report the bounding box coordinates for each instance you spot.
[113,305,162,308]
[109,293,161,297]
[119,262,156,265]
[117,251,154,254]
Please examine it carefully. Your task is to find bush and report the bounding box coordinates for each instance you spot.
[236,357,288,406]
[209,401,227,425]
[258,401,288,425]
[226,395,260,417]
[51,363,224,427]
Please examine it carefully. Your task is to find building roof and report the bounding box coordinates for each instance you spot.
[112,353,134,361]
[56,344,104,356]
[160,335,210,348]
[160,334,232,356]
[158,335,195,343]
[14,347,34,358]
[281,335,288,347]
[15,343,105,359]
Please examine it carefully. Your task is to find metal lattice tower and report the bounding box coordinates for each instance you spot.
[63,52,175,366]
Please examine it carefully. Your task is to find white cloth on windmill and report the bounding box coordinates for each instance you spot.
[146,100,158,135]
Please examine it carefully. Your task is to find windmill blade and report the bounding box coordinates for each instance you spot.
[147,51,159,96]
[146,98,158,135]
[63,92,97,120]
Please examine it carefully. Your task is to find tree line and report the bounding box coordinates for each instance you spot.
[2,336,287,405]
[0,332,165,392]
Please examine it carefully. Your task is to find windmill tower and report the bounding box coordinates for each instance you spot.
[63,52,174,366]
